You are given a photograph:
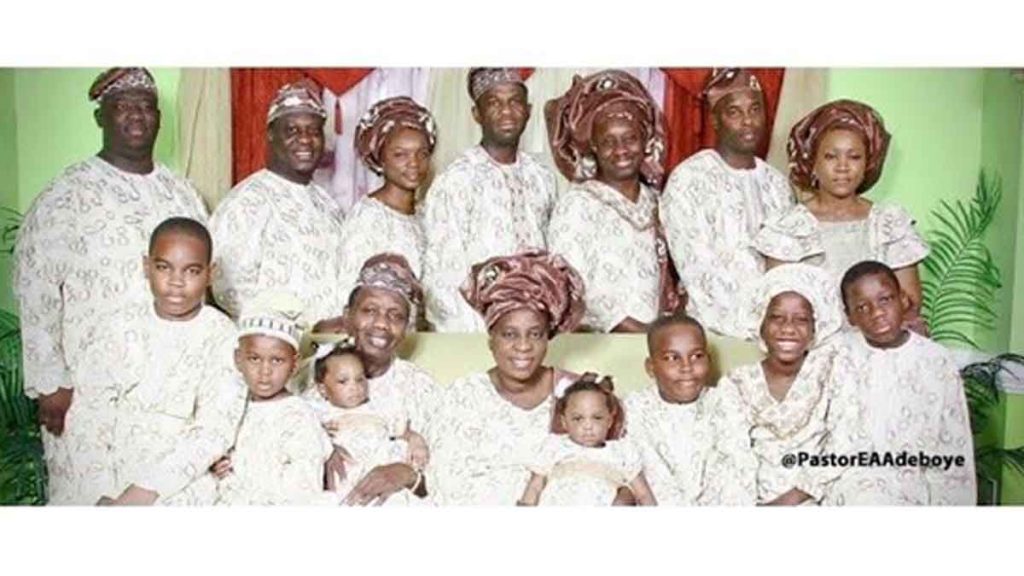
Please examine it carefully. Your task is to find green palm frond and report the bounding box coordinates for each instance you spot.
[920,171,1003,349]
[961,353,1024,435]
[0,206,21,256]
[976,446,1024,484]
[0,309,35,431]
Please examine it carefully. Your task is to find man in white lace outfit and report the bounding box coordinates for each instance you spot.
[13,68,208,504]
[420,68,557,332]
[660,69,794,337]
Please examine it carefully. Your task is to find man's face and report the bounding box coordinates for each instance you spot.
[345,287,410,366]
[472,83,530,149]
[96,89,161,160]
[267,112,325,183]
[712,90,766,156]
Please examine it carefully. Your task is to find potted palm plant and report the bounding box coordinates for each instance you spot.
[920,171,1024,505]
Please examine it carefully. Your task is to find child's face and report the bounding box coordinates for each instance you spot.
[645,323,710,404]
[560,390,613,448]
[143,232,213,321]
[760,292,815,363]
[319,354,369,409]
[844,272,909,348]
[234,335,298,401]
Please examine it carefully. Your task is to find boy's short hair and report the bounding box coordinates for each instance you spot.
[839,260,900,309]
[149,217,213,264]
[646,312,707,353]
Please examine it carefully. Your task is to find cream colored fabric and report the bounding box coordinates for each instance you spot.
[547,181,661,331]
[528,434,643,506]
[177,68,232,210]
[753,203,931,281]
[623,386,717,505]
[419,145,556,332]
[14,157,208,401]
[216,394,337,505]
[210,169,346,322]
[660,149,795,337]
[712,342,856,503]
[766,68,829,175]
[427,371,554,505]
[337,196,424,305]
[829,331,976,505]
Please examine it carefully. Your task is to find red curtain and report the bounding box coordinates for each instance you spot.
[660,68,785,172]
[230,68,373,184]
[231,68,781,184]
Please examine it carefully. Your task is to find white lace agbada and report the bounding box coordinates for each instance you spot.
[659,149,794,337]
[420,146,556,332]
[210,169,346,324]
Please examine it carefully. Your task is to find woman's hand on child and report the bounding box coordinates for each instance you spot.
[38,387,74,436]
[210,455,233,479]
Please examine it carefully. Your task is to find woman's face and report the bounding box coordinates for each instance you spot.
[812,128,867,199]
[381,127,431,193]
[760,291,815,364]
[488,308,549,386]
[591,113,644,185]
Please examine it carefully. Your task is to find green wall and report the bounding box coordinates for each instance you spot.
[827,69,1024,354]
[0,68,181,313]
[12,68,181,212]
[1,69,18,314]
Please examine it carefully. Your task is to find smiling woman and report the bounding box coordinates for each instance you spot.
[546,69,682,334]
[426,250,587,505]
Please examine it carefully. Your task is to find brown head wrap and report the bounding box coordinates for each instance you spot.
[787,99,891,194]
[354,96,437,175]
[702,68,763,112]
[467,68,526,102]
[544,69,667,189]
[88,67,157,103]
[460,250,585,337]
[351,253,424,313]
[267,79,327,126]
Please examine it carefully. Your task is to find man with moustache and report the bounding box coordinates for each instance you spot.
[659,69,795,338]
